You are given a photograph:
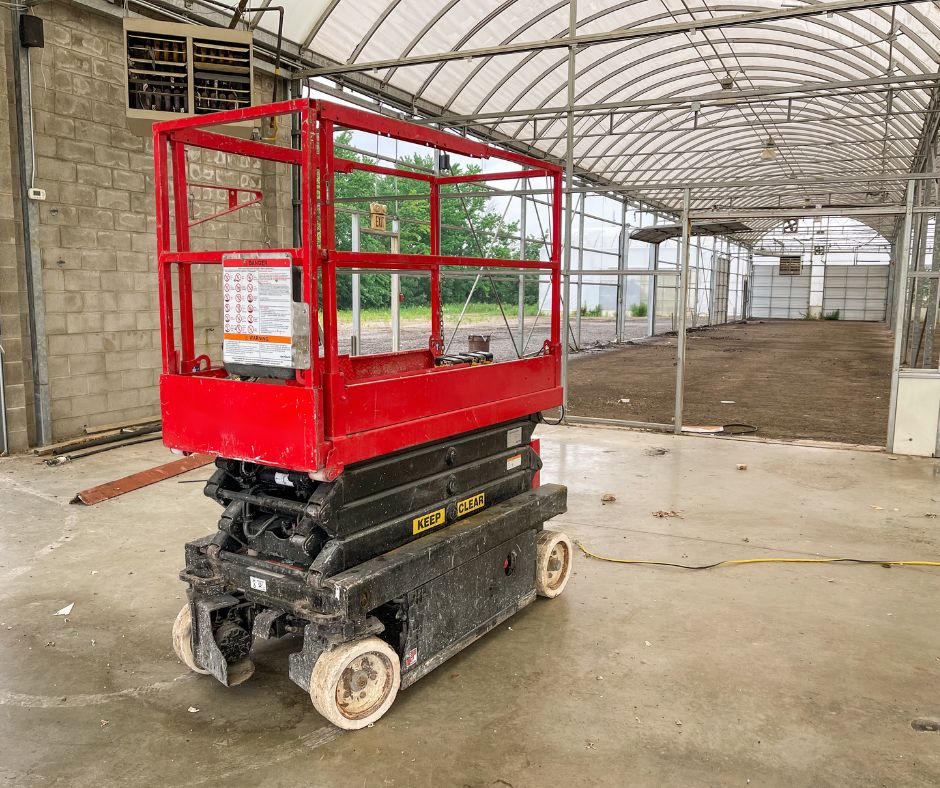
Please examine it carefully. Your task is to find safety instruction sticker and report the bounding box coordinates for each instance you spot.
[506,453,523,471]
[222,253,293,368]
[412,507,445,535]
[456,492,485,518]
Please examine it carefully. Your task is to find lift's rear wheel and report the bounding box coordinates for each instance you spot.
[310,636,400,730]
[535,530,573,598]
[172,604,209,675]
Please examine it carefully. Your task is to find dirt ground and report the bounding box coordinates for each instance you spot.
[567,319,895,446]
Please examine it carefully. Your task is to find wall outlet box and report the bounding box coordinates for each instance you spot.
[27,187,46,201]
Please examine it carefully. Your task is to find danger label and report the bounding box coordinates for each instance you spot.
[222,253,293,368]
[412,508,445,535]
[456,492,485,518]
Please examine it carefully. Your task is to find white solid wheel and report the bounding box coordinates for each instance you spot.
[172,604,209,675]
[310,636,401,730]
[535,530,573,598]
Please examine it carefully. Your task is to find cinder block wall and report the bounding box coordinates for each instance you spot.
[0,13,32,452]
[17,1,290,442]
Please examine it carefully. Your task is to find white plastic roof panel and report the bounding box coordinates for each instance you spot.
[171,0,940,235]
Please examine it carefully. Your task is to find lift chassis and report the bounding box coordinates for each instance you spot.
[156,101,571,728]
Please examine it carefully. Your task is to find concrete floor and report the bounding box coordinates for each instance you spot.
[1,427,939,786]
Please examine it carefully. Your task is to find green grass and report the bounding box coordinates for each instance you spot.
[629,303,648,318]
[336,302,543,323]
[823,309,841,321]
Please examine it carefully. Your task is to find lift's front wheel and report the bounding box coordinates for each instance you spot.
[535,530,573,598]
[310,636,401,730]
[172,604,209,675]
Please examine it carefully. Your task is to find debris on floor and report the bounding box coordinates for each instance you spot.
[601,493,617,504]
[53,603,74,616]
[737,464,748,471]
[37,421,162,460]
[71,453,214,505]
[652,510,683,519]
[644,447,669,456]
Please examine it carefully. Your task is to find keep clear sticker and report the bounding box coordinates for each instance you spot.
[222,252,294,368]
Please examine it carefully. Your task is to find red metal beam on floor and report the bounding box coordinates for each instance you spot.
[71,453,214,505]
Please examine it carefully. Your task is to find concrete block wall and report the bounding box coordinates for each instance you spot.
[15,1,291,442]
[0,12,32,453]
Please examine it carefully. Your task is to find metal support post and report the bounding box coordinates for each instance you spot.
[648,237,659,336]
[923,177,940,365]
[350,212,361,355]
[0,344,7,455]
[575,193,586,345]
[912,174,940,367]
[560,0,577,414]
[616,200,628,342]
[11,8,51,446]
[902,177,931,362]
[887,238,898,328]
[887,180,916,451]
[518,194,526,345]
[290,79,302,249]
[391,219,401,352]
[673,189,692,435]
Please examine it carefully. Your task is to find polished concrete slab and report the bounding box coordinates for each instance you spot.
[1,426,938,786]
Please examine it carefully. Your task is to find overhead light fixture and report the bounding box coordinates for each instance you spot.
[760,136,778,161]
[719,74,735,90]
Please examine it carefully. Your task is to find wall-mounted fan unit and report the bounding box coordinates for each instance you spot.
[124,18,254,136]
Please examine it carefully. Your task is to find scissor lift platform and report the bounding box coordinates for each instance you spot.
[155,100,571,729]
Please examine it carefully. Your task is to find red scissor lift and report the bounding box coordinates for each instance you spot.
[156,100,571,729]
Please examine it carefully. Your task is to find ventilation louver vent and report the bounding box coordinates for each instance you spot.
[778,255,803,276]
[123,19,254,137]
[127,31,188,114]
[193,38,251,114]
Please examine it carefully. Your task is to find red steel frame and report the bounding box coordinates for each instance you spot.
[154,99,563,479]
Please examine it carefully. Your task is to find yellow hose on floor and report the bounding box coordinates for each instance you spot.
[574,541,940,570]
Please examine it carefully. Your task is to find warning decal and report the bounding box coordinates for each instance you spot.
[412,508,445,535]
[222,253,294,368]
[456,492,485,518]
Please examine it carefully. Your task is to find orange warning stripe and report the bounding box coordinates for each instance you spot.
[223,333,291,343]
